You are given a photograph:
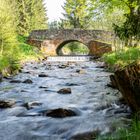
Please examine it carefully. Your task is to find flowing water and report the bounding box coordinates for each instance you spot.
[0,60,131,140]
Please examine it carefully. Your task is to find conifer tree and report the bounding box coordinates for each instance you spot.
[16,0,47,36]
[30,0,48,30]
[62,0,92,29]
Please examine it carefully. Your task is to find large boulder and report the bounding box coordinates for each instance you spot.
[110,62,140,112]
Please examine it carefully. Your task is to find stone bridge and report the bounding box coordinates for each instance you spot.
[27,29,114,56]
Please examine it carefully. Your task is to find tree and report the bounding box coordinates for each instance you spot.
[30,0,48,30]
[0,0,17,55]
[113,0,140,46]
[93,0,140,46]
[16,0,47,36]
[62,0,92,29]
[16,0,31,35]
[48,21,60,29]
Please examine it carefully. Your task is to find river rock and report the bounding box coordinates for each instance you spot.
[23,101,42,110]
[39,86,48,89]
[96,62,106,68]
[38,74,48,77]
[0,100,16,108]
[57,88,71,94]
[76,69,86,74]
[10,80,22,83]
[3,76,13,80]
[22,79,33,84]
[43,108,77,118]
[110,62,140,112]
[58,64,68,69]
[65,83,79,86]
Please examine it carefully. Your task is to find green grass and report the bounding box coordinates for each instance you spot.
[97,116,140,140]
[17,35,42,61]
[103,46,140,69]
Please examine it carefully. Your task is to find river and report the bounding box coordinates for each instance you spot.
[0,59,131,140]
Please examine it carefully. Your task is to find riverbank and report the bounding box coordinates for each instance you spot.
[98,47,140,140]
[0,36,43,79]
[103,46,140,71]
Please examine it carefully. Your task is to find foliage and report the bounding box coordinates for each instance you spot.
[0,0,20,74]
[94,0,140,45]
[16,0,47,35]
[48,21,60,29]
[62,0,93,29]
[0,0,45,74]
[17,35,42,60]
[103,46,140,68]
[90,7,126,30]
[60,42,89,55]
[30,0,48,31]
[0,0,17,55]
[89,0,126,30]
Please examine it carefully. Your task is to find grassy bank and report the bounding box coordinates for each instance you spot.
[17,35,42,61]
[100,47,140,139]
[0,35,42,76]
[103,46,140,70]
[97,116,140,140]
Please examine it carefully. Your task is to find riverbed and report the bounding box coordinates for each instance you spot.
[0,60,131,140]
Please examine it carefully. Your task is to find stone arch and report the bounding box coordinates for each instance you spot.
[28,29,113,56]
[56,40,89,56]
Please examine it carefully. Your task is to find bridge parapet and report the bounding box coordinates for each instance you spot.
[28,29,114,44]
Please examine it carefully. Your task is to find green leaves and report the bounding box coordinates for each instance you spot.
[62,0,93,29]
[0,0,17,55]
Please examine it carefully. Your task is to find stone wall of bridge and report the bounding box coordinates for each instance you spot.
[27,29,114,56]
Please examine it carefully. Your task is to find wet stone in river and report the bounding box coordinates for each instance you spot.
[65,83,79,86]
[76,69,86,74]
[10,80,22,83]
[0,99,16,108]
[23,101,43,110]
[38,74,48,77]
[57,88,72,94]
[58,64,68,69]
[22,79,33,84]
[39,86,48,89]
[42,108,77,118]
